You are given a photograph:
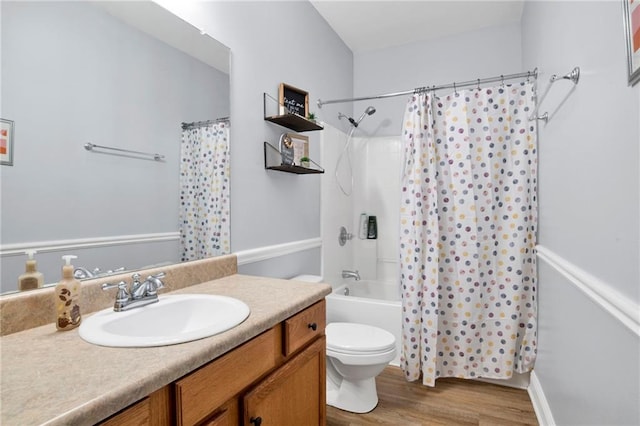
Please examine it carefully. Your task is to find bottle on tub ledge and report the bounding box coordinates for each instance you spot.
[367,215,377,239]
[359,213,368,239]
[55,255,82,331]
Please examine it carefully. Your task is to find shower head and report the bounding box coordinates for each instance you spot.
[352,106,377,127]
[338,106,376,128]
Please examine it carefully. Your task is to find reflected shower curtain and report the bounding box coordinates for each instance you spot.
[179,122,230,261]
[399,82,538,386]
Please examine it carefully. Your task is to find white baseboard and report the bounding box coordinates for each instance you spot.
[528,370,555,426]
[236,238,322,266]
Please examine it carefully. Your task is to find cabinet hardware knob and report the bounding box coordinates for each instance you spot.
[308,322,317,331]
[250,416,263,425]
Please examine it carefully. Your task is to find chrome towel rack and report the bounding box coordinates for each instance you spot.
[84,142,165,161]
[530,66,580,123]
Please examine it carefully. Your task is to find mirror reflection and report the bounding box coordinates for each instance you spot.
[0,1,231,294]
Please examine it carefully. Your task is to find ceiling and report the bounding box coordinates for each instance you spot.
[309,0,525,53]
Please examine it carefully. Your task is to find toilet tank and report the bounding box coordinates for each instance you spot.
[291,274,323,283]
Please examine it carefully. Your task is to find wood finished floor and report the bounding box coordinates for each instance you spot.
[326,366,538,426]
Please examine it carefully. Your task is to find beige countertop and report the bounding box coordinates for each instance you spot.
[0,274,331,426]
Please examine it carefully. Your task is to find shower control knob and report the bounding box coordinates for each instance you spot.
[250,416,262,425]
[308,322,317,331]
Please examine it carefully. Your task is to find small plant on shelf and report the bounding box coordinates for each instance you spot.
[307,112,316,122]
[300,156,311,168]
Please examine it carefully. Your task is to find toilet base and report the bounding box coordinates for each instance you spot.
[326,376,379,413]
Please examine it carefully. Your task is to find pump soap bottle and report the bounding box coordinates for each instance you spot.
[55,255,82,331]
[18,250,44,291]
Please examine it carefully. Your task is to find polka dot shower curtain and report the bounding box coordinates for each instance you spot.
[399,82,538,386]
[179,122,230,261]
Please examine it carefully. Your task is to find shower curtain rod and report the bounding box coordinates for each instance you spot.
[181,116,230,130]
[317,68,538,108]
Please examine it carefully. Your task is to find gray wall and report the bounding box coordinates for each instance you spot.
[522,1,639,424]
[163,1,353,277]
[349,23,522,137]
[0,1,230,291]
[1,1,229,242]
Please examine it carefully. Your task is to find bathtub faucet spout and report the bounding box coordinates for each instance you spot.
[341,270,361,281]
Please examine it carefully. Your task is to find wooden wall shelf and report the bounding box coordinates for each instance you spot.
[263,142,324,175]
[263,93,323,133]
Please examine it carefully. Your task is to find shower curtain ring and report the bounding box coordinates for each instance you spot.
[453,82,458,96]
[477,78,481,90]
[500,75,505,86]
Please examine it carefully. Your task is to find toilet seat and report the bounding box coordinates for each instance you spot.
[326,322,396,354]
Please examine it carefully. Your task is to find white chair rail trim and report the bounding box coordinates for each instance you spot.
[0,232,180,257]
[235,238,322,266]
[536,245,640,337]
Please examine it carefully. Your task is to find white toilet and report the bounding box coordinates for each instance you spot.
[291,275,397,413]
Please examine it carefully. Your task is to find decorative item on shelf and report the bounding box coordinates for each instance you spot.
[279,133,294,166]
[279,83,309,117]
[307,112,316,123]
[287,133,309,166]
[300,156,311,168]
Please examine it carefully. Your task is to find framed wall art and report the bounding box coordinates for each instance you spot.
[1,118,14,166]
[624,0,640,86]
[278,83,309,117]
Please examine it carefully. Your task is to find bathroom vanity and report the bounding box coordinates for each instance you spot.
[104,300,326,426]
[0,255,331,425]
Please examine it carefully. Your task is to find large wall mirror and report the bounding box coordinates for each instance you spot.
[0,1,231,294]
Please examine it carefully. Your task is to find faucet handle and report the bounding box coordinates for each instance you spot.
[145,272,166,296]
[102,281,130,304]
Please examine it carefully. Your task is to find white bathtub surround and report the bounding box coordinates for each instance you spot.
[399,83,539,386]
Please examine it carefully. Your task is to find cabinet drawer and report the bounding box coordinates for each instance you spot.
[175,326,281,426]
[99,397,150,426]
[283,300,326,356]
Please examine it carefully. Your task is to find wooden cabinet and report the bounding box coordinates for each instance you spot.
[243,336,326,426]
[98,386,172,426]
[175,300,326,426]
[99,300,326,426]
[175,327,282,426]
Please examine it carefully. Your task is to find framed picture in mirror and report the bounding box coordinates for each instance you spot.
[624,0,640,86]
[1,118,14,166]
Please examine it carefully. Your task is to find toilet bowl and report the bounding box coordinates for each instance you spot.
[291,275,397,413]
[326,322,396,413]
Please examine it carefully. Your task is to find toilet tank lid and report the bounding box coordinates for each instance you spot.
[291,274,323,283]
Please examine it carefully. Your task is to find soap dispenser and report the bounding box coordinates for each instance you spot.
[18,250,44,291]
[55,255,82,331]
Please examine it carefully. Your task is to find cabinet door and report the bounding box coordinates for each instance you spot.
[99,386,171,426]
[243,336,326,426]
[175,327,281,426]
[199,398,238,426]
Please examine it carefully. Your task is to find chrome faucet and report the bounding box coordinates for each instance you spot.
[74,266,126,280]
[102,272,165,312]
[74,266,96,279]
[341,269,361,281]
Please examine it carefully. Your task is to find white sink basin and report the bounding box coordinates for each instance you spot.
[79,294,250,347]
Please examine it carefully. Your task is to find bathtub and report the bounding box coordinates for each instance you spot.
[325,280,402,366]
